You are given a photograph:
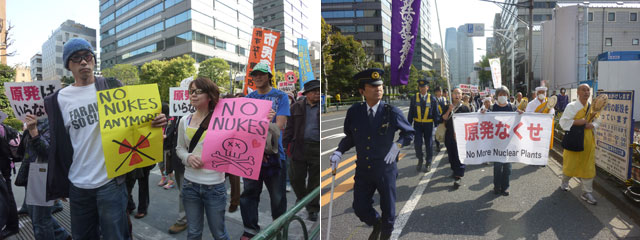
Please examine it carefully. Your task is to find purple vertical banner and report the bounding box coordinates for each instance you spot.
[391,0,421,86]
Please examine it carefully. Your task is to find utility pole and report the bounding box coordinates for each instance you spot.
[528,0,534,94]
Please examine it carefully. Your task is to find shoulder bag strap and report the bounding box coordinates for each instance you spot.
[188,112,212,153]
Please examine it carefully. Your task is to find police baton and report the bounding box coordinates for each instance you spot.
[326,167,337,240]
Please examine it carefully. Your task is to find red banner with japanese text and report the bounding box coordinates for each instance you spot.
[244,27,280,95]
[453,112,553,165]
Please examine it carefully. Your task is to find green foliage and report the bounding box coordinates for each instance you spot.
[478,55,492,89]
[198,57,230,89]
[60,76,74,86]
[102,64,140,85]
[3,118,22,130]
[0,64,16,122]
[325,32,368,96]
[140,55,196,102]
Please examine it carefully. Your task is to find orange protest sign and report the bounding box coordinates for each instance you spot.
[244,27,280,95]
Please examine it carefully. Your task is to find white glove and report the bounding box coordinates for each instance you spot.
[384,143,401,164]
[329,151,342,170]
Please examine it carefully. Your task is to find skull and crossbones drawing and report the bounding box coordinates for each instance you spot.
[211,138,255,176]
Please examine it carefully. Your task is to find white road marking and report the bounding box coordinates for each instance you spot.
[321,133,346,141]
[321,126,343,133]
[322,117,345,123]
[390,149,445,240]
[321,148,337,156]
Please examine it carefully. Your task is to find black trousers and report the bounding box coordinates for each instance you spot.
[1,174,19,231]
[289,141,320,213]
[126,166,152,214]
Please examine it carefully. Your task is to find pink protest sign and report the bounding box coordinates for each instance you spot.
[201,98,271,180]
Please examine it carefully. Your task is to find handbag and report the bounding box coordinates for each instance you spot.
[14,160,29,187]
[561,104,590,151]
[26,161,54,206]
[435,124,446,143]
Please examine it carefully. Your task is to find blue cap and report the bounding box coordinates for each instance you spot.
[418,79,429,87]
[353,68,384,86]
[63,38,95,70]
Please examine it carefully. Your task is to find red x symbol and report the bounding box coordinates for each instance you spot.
[118,135,151,166]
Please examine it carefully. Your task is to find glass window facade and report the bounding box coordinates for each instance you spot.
[117,22,164,47]
[101,13,115,26]
[166,10,192,29]
[100,0,114,12]
[116,3,163,33]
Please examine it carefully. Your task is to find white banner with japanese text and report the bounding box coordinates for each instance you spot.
[3,80,62,121]
[595,91,634,181]
[169,87,194,117]
[453,112,553,165]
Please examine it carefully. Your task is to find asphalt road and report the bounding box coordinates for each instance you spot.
[321,100,640,240]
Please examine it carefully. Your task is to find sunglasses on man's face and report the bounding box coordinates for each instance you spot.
[69,53,94,63]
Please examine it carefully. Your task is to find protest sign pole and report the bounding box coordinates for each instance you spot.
[325,168,336,240]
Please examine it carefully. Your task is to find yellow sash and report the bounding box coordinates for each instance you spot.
[535,98,549,113]
[533,98,554,148]
[415,93,433,123]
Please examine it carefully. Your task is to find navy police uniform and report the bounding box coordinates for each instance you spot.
[336,68,414,239]
[406,79,441,172]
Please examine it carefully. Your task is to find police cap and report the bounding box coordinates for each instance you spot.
[354,68,384,87]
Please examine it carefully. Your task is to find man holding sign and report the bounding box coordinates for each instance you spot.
[44,38,167,240]
[239,62,290,239]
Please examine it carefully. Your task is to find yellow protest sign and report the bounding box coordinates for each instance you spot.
[97,84,163,178]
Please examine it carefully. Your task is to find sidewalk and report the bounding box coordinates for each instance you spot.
[7,163,318,240]
[550,138,640,226]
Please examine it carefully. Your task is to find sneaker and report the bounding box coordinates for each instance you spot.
[453,178,462,188]
[502,191,510,196]
[560,181,569,191]
[581,192,597,205]
[157,176,167,186]
[168,222,187,234]
[163,180,175,189]
[423,163,431,173]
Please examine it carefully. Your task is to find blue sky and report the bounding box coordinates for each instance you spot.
[7,0,321,66]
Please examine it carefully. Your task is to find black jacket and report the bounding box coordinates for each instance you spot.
[44,77,124,201]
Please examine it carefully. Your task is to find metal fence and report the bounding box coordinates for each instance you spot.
[252,187,320,240]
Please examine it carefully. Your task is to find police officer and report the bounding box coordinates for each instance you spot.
[329,68,414,240]
[407,79,441,172]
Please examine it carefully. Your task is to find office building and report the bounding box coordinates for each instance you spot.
[41,20,96,81]
[322,0,392,64]
[254,0,311,72]
[412,0,433,71]
[30,53,42,81]
[99,0,253,73]
[14,64,31,82]
[309,41,321,80]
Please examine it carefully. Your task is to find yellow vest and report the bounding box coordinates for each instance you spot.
[415,93,433,123]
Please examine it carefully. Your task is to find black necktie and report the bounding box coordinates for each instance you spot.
[368,108,374,125]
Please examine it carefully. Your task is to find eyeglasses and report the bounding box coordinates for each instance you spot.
[189,89,205,95]
[69,53,94,63]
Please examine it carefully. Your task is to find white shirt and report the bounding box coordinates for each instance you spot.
[367,100,381,116]
[525,97,556,115]
[560,100,600,131]
[176,114,225,185]
[58,84,110,189]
